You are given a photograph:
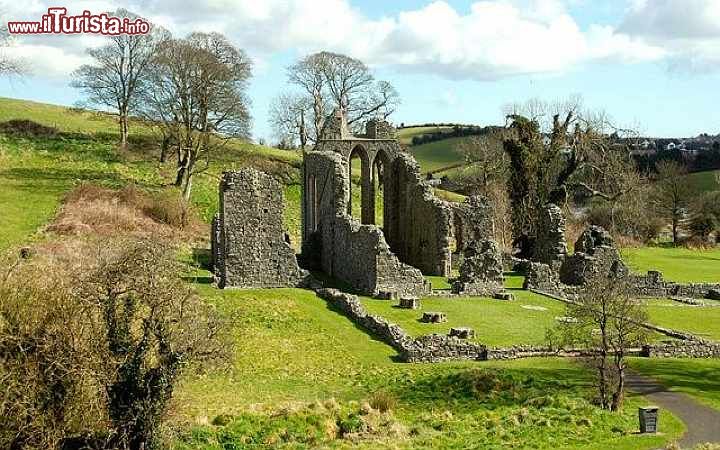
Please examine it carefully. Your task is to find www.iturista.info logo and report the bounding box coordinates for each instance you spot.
[8,8,151,35]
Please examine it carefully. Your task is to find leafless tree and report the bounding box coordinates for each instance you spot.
[71,9,168,148]
[548,275,649,411]
[269,92,312,149]
[140,32,252,199]
[457,130,510,193]
[0,19,24,76]
[283,51,400,143]
[652,160,695,244]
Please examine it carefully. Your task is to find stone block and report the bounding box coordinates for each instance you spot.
[449,327,475,339]
[422,312,447,323]
[398,298,420,309]
[494,292,515,301]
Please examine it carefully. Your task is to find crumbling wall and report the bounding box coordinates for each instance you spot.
[302,151,427,298]
[385,153,453,276]
[630,271,720,299]
[214,169,307,288]
[532,203,567,269]
[559,226,627,286]
[452,195,493,252]
[452,239,504,296]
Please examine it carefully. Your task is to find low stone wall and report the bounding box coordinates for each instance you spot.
[643,340,720,358]
[316,288,487,362]
[631,271,720,299]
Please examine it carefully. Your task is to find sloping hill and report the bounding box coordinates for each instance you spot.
[0,97,302,250]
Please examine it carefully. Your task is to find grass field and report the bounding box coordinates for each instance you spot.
[407,136,469,173]
[171,281,683,449]
[361,292,566,347]
[396,126,456,146]
[644,299,720,341]
[621,246,720,283]
[0,97,700,449]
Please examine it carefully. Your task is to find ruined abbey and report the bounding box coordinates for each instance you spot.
[211,109,501,298]
[210,110,720,305]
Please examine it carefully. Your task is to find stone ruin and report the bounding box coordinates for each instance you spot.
[211,108,506,299]
[559,226,628,286]
[451,239,504,296]
[211,169,308,288]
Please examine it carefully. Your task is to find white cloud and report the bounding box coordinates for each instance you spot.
[619,0,720,73]
[0,0,691,81]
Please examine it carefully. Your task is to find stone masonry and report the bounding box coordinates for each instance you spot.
[452,239,504,296]
[213,169,307,289]
[532,203,567,270]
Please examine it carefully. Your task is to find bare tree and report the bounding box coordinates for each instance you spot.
[0,20,24,76]
[502,96,644,255]
[284,51,400,143]
[71,9,167,148]
[652,160,695,244]
[548,275,649,411]
[141,32,252,199]
[269,92,311,149]
[457,130,510,193]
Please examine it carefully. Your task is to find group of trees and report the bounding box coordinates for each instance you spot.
[269,51,400,149]
[71,10,252,199]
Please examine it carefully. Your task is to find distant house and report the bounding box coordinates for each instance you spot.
[666,142,676,151]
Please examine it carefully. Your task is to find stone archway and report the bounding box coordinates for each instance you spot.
[348,144,373,224]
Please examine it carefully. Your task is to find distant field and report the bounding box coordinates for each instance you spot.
[396,125,455,145]
[621,246,720,283]
[686,169,720,192]
[408,136,469,173]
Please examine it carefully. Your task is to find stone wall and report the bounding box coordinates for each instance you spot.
[643,340,720,358]
[452,195,493,252]
[630,271,720,299]
[386,153,453,276]
[452,239,504,296]
[532,204,567,270]
[317,288,488,362]
[213,169,307,288]
[303,152,428,298]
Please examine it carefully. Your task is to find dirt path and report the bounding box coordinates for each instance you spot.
[627,371,720,448]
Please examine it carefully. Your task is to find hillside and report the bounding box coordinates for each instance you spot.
[3,98,718,449]
[0,97,303,250]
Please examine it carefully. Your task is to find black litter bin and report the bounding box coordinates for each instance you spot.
[639,406,659,433]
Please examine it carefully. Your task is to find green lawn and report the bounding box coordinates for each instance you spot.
[644,299,720,341]
[686,169,720,192]
[361,292,567,347]
[621,246,720,283]
[173,282,683,450]
[630,358,720,412]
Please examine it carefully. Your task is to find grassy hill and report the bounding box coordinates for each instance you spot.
[396,125,456,146]
[2,97,714,449]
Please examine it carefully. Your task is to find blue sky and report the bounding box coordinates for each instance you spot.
[1,0,718,140]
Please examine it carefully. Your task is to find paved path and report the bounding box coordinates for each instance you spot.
[627,370,720,448]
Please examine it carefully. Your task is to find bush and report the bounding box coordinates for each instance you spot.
[0,119,58,138]
[0,239,230,449]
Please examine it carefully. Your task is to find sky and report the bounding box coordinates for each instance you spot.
[0,0,718,141]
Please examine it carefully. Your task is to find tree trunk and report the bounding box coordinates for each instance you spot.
[159,135,170,163]
[175,150,188,187]
[611,362,625,412]
[182,171,193,201]
[119,112,129,149]
[672,217,678,245]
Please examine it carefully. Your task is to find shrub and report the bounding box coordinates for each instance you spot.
[368,390,398,413]
[0,119,58,138]
[142,189,191,228]
[0,239,230,449]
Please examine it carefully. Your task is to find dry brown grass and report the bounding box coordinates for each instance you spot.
[46,183,202,239]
